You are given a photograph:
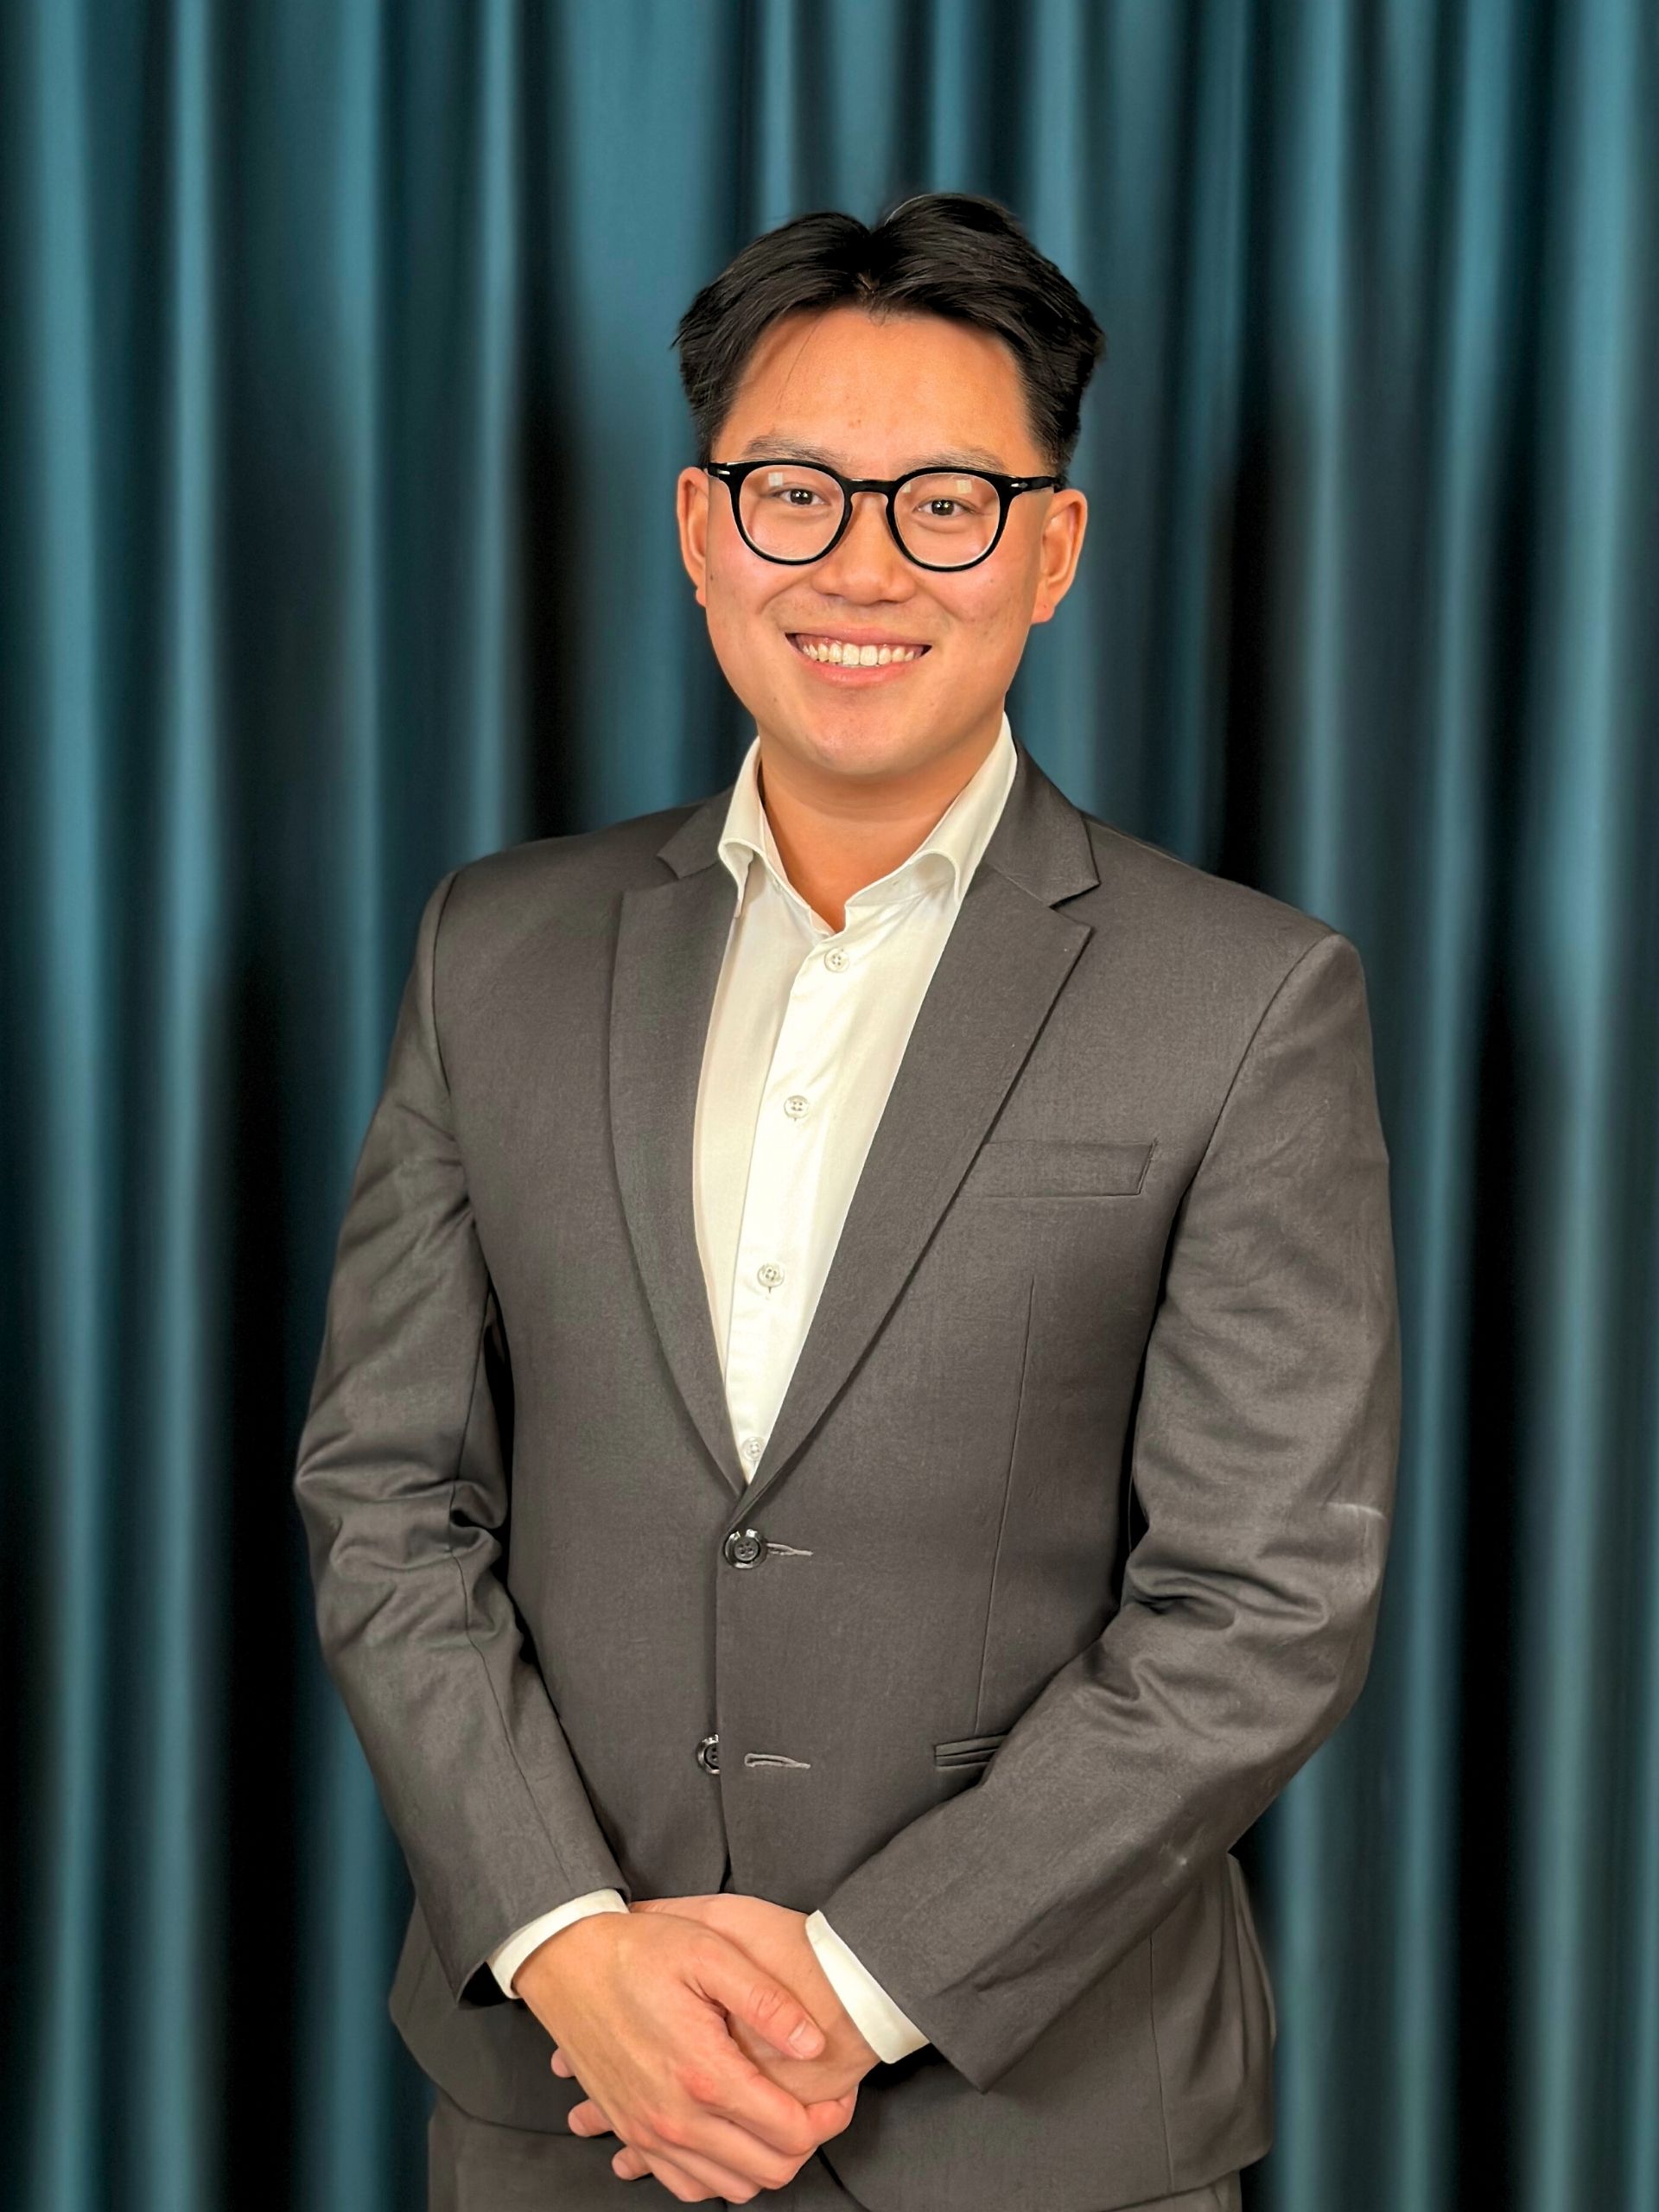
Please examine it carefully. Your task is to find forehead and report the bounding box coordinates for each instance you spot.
[718,306,1037,468]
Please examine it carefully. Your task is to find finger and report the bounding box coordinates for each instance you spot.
[632,2104,806,2196]
[620,2132,791,2201]
[549,2046,572,2077]
[664,2024,820,2157]
[569,2055,809,2187]
[805,2089,859,2139]
[671,2021,830,2158]
[625,2154,726,2198]
[691,1940,825,2063]
[608,2127,754,2197]
[613,2143,733,2196]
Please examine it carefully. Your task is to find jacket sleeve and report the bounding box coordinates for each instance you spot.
[292,867,631,2007]
[805,1912,931,2063]
[812,926,1402,2093]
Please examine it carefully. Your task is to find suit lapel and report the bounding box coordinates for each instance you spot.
[610,856,750,1497]
[608,737,1100,1514]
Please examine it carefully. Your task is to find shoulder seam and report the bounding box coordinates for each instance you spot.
[429,865,466,1098]
[1086,817,1339,937]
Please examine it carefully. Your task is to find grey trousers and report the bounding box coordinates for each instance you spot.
[427,2086,1244,2211]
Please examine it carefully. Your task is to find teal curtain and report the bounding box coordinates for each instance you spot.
[5,3,1656,2207]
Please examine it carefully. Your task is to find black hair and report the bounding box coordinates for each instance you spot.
[672,192,1105,486]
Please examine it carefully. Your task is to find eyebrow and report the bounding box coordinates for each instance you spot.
[733,435,1012,474]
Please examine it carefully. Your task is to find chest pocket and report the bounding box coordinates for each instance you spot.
[957,1136,1155,1201]
[934,1731,1009,1768]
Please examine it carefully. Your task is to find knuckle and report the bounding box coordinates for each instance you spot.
[779,2111,817,2156]
[746,1977,789,2024]
[672,2060,721,2107]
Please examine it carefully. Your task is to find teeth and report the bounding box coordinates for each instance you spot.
[795,637,925,665]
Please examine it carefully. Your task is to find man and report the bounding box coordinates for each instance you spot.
[294,193,1401,2211]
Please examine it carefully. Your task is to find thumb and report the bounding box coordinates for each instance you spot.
[698,1937,826,2058]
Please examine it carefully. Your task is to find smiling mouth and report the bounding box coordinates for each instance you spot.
[786,633,932,666]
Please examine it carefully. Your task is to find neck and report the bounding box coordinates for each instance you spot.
[756,714,1003,933]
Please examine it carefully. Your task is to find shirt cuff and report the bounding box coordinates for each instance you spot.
[804,1909,931,2063]
[487,1890,630,1998]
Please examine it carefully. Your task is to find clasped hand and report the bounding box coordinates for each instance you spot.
[518,1891,877,2202]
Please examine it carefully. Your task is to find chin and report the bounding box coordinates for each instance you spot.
[779,721,922,777]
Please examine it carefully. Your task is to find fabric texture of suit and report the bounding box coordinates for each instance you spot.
[293,734,1401,2212]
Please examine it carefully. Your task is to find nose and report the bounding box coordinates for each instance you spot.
[810,487,912,597]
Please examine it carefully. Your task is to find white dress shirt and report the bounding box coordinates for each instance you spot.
[488,711,1019,2067]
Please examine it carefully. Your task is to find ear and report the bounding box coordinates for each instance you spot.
[1030,488,1088,626]
[677,467,710,606]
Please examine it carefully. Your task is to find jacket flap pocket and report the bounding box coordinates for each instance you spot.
[933,1731,1010,1767]
[960,1138,1154,1199]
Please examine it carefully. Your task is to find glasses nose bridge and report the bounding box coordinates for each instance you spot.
[829,476,906,564]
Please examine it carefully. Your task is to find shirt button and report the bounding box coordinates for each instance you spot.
[757,1262,785,1290]
[784,1094,809,1119]
[824,947,849,970]
[741,1435,764,1464]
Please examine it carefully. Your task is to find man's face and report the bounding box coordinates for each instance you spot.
[677,305,1087,791]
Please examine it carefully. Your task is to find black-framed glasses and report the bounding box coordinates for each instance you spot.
[705,457,1060,572]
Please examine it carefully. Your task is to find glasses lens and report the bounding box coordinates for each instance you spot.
[893,473,1001,565]
[738,464,846,560]
[735,464,1004,566]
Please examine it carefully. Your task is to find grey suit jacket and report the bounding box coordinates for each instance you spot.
[293,736,1401,2212]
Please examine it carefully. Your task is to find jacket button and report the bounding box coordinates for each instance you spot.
[722,1527,766,1568]
[696,1732,720,1773]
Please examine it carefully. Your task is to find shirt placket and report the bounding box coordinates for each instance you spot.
[723,914,861,1481]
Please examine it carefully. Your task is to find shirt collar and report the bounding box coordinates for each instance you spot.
[717,709,1018,929]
